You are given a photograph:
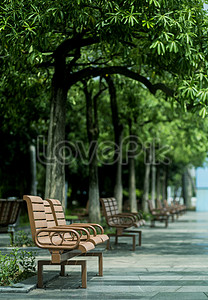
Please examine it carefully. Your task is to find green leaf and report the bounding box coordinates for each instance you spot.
[199,107,206,118]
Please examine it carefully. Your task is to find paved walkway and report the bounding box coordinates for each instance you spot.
[1,211,208,299]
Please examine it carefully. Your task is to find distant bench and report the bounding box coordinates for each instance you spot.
[0,198,23,244]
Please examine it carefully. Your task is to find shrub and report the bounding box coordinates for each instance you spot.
[0,248,36,286]
[11,230,34,247]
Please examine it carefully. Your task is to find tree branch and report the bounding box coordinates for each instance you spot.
[53,35,99,58]
[67,66,175,97]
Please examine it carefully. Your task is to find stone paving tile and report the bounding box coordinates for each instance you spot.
[0,290,159,300]
[139,276,183,280]
[151,292,208,300]
[1,211,208,299]
[177,286,208,292]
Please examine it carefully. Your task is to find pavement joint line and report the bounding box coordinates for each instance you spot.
[1,211,208,298]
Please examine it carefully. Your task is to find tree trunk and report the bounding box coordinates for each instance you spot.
[128,124,137,213]
[142,150,151,213]
[105,76,123,212]
[84,81,100,223]
[156,166,161,207]
[129,156,137,212]
[88,154,100,223]
[45,86,67,209]
[182,167,192,209]
[151,165,156,209]
[44,50,68,209]
[114,130,123,212]
[162,167,168,201]
[29,144,37,195]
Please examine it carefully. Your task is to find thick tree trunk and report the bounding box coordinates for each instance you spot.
[45,86,67,209]
[29,144,37,195]
[151,165,156,209]
[84,82,100,223]
[142,150,152,213]
[105,76,123,212]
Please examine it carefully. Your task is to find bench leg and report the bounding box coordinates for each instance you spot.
[10,232,14,246]
[125,230,142,247]
[37,260,87,289]
[37,260,45,288]
[132,235,136,251]
[109,232,141,251]
[106,234,114,250]
[106,238,110,250]
[81,261,87,288]
[66,260,87,288]
[150,219,155,227]
[81,252,103,276]
[98,252,103,276]
[115,235,118,245]
[60,263,65,276]
[138,231,142,246]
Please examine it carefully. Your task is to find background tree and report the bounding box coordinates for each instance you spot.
[1,0,208,214]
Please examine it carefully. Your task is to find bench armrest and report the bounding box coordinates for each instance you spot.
[116,213,139,222]
[69,224,97,236]
[71,223,105,235]
[108,214,135,226]
[55,225,92,240]
[35,227,81,250]
[151,210,170,216]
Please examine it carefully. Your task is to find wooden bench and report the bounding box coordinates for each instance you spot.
[0,198,23,244]
[100,197,144,251]
[44,198,109,277]
[46,198,108,242]
[169,200,187,215]
[157,199,177,222]
[23,195,97,289]
[147,200,169,228]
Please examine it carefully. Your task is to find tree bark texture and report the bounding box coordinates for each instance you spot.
[182,167,193,208]
[156,166,161,206]
[84,82,100,223]
[128,126,137,213]
[105,76,123,212]
[162,167,168,201]
[142,150,152,213]
[29,144,37,195]
[129,156,137,212]
[45,86,67,209]
[151,165,156,209]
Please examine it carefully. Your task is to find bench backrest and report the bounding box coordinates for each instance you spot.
[46,198,67,226]
[23,195,49,242]
[100,197,120,226]
[147,200,154,212]
[157,199,163,210]
[0,199,22,226]
[163,199,169,208]
[43,200,57,228]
